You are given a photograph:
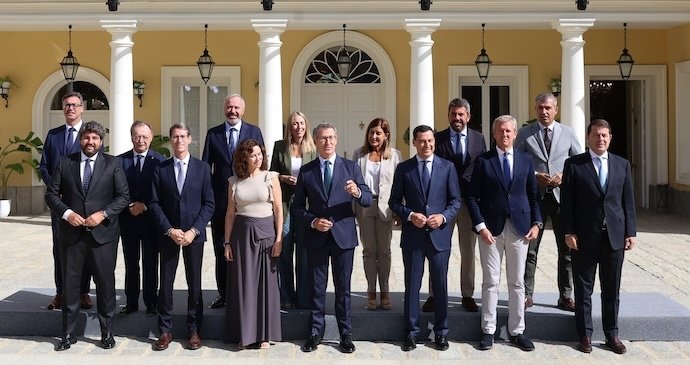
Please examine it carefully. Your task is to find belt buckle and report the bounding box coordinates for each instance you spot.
[545,187,554,193]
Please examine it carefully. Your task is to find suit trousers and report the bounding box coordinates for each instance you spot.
[524,192,573,298]
[59,231,117,335]
[158,239,204,334]
[211,216,228,297]
[356,198,394,294]
[572,233,624,339]
[121,222,159,309]
[479,221,528,336]
[278,208,312,308]
[51,210,91,294]
[306,234,354,338]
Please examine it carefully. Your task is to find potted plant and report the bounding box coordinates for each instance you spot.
[0,76,19,90]
[550,77,561,94]
[0,132,44,217]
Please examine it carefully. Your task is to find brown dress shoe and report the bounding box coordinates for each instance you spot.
[366,292,378,310]
[380,292,392,310]
[422,296,434,313]
[461,297,479,312]
[47,293,62,310]
[557,297,575,312]
[578,336,592,353]
[80,293,93,309]
[187,331,202,350]
[605,336,627,354]
[153,332,172,351]
[524,295,533,308]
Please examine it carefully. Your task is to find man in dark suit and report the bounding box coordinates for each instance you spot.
[117,121,165,316]
[516,93,582,311]
[202,94,264,309]
[150,123,215,351]
[45,121,130,351]
[424,98,486,313]
[389,125,461,352]
[39,91,93,311]
[561,119,636,355]
[467,115,542,352]
[292,123,372,354]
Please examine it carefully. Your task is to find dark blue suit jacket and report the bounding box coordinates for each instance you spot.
[149,156,215,243]
[466,149,542,236]
[291,156,372,250]
[435,127,487,194]
[389,155,461,252]
[561,152,637,251]
[202,121,264,218]
[40,125,81,188]
[117,149,166,228]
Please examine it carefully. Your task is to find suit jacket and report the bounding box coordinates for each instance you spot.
[117,149,166,228]
[515,121,582,202]
[435,127,487,194]
[202,121,264,218]
[269,139,317,205]
[45,152,130,245]
[40,125,82,188]
[466,149,542,236]
[149,156,215,243]
[389,155,461,252]
[561,151,637,251]
[352,147,402,221]
[291,156,372,250]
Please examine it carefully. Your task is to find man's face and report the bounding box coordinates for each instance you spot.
[224,96,245,126]
[492,121,517,151]
[413,130,435,159]
[63,96,84,126]
[448,106,471,133]
[80,131,102,157]
[170,128,192,157]
[315,127,337,159]
[535,98,558,126]
[131,125,153,154]
[587,126,612,155]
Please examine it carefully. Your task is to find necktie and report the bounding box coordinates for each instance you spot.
[543,128,552,155]
[454,133,465,163]
[82,158,92,193]
[598,156,608,191]
[421,160,430,198]
[135,155,143,172]
[176,161,186,194]
[323,160,332,196]
[228,128,238,157]
[502,152,512,186]
[65,127,76,154]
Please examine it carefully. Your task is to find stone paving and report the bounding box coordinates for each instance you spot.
[1,209,690,364]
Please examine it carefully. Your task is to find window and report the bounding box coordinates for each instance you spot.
[305,47,380,84]
[50,81,109,110]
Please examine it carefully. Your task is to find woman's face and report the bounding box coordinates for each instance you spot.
[248,145,263,171]
[367,125,387,150]
[290,115,306,140]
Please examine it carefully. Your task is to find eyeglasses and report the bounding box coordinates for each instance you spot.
[63,103,83,110]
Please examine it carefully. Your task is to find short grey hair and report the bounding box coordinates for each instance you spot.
[313,123,337,138]
[130,120,153,136]
[492,115,517,133]
[535,92,558,107]
[224,93,245,106]
[169,122,191,137]
[78,120,106,140]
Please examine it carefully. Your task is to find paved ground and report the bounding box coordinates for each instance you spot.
[1,209,690,364]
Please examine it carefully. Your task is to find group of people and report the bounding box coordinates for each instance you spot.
[41,90,636,356]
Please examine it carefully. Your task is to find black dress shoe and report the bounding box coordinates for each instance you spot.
[100,332,115,349]
[55,334,77,351]
[578,336,592,353]
[478,333,494,350]
[605,336,627,354]
[301,334,321,352]
[119,306,138,315]
[422,296,434,312]
[146,306,158,316]
[509,334,535,351]
[402,335,417,351]
[434,335,449,351]
[461,297,479,312]
[339,335,355,353]
[210,295,225,309]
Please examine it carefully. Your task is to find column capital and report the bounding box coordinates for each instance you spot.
[251,19,288,35]
[405,19,441,36]
[99,19,137,34]
[554,19,595,37]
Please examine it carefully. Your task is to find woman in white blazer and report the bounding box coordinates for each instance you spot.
[352,118,402,310]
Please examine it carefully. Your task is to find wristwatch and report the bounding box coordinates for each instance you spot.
[533,221,544,230]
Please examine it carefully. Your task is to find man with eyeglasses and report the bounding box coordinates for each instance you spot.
[40,91,95,312]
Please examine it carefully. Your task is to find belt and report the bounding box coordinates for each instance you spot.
[545,187,555,194]
[372,195,379,199]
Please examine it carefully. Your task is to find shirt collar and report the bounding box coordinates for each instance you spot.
[80,151,98,161]
[66,120,83,132]
[588,149,609,160]
[133,149,148,158]
[174,153,191,165]
[495,146,514,155]
[415,154,434,163]
[538,121,553,132]
[318,154,336,166]
[226,120,243,133]
[450,126,467,138]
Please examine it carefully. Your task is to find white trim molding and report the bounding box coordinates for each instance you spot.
[675,61,690,185]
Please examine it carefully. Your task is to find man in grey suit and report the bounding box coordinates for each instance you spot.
[516,93,582,311]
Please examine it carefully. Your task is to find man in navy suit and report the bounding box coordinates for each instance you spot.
[45,121,130,351]
[292,123,372,354]
[424,98,486,313]
[561,119,636,355]
[467,115,542,352]
[39,91,93,311]
[150,123,215,351]
[117,121,165,316]
[389,125,461,352]
[202,94,264,309]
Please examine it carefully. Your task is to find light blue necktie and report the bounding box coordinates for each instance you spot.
[323,160,332,196]
[502,152,512,186]
[176,161,186,194]
[598,156,608,191]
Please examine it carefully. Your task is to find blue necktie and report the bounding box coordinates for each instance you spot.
[135,155,143,173]
[454,133,465,163]
[82,159,92,193]
[228,128,238,157]
[323,160,332,196]
[65,127,75,155]
[502,152,512,186]
[176,161,186,194]
[598,156,608,191]
[421,160,430,198]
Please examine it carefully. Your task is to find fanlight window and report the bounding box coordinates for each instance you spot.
[51,81,109,110]
[305,46,380,84]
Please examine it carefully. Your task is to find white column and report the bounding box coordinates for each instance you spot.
[555,19,595,148]
[100,20,137,155]
[252,19,288,161]
[406,19,440,157]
